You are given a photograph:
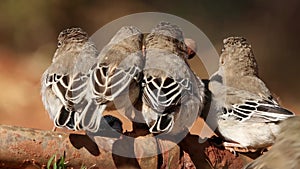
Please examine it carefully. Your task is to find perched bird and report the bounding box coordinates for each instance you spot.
[41,27,99,130]
[78,26,145,133]
[243,116,300,169]
[142,22,205,135]
[206,37,294,152]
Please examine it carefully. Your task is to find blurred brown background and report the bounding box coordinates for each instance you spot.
[0,0,299,132]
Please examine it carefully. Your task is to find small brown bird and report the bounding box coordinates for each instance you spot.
[78,26,145,133]
[142,22,205,135]
[41,27,99,130]
[243,116,300,169]
[206,37,294,152]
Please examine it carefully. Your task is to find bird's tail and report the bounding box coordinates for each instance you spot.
[74,100,106,133]
[54,106,76,130]
[149,113,174,133]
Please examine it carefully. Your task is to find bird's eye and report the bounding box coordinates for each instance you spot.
[57,41,62,47]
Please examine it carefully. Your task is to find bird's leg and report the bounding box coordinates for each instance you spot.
[52,126,57,132]
[259,147,269,155]
[223,142,250,153]
[227,147,238,157]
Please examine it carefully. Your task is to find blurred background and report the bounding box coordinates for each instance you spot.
[0,0,299,132]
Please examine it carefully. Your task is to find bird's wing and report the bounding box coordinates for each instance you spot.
[44,71,89,129]
[75,26,144,133]
[90,62,142,102]
[142,74,191,114]
[221,89,294,122]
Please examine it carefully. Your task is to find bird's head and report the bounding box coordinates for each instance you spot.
[219,36,258,77]
[52,27,89,62]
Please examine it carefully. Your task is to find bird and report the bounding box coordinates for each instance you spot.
[243,116,300,169]
[41,27,100,131]
[141,22,205,135]
[77,26,145,134]
[41,27,127,135]
[206,37,294,152]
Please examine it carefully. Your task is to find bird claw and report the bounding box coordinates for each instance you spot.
[52,126,57,132]
[226,147,238,156]
[223,142,251,155]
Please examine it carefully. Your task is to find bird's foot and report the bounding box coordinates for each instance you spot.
[223,142,252,156]
[52,126,57,132]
